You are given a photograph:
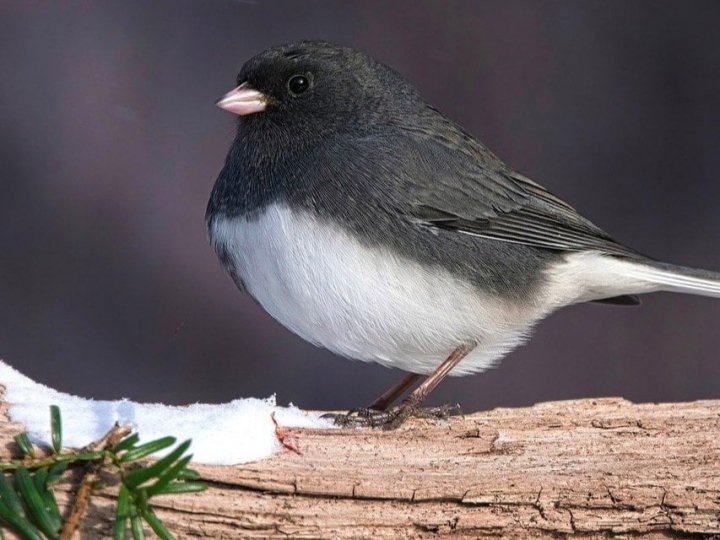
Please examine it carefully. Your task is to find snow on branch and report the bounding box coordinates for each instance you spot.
[1,360,719,537]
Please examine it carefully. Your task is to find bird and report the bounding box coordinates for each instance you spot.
[206,40,720,428]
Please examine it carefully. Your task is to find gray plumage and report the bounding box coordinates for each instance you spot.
[206,40,720,383]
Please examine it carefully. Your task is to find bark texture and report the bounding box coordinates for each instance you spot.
[1,397,720,538]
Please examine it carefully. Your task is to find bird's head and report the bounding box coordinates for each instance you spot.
[217,40,421,143]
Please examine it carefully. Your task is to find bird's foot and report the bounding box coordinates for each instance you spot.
[322,403,462,430]
[321,407,393,429]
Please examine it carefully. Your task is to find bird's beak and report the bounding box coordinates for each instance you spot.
[216,82,267,115]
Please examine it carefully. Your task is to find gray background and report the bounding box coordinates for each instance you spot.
[1,1,719,412]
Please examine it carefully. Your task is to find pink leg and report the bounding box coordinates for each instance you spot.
[386,342,475,429]
[368,373,422,411]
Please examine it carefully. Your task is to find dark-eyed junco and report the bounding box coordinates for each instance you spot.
[206,40,720,428]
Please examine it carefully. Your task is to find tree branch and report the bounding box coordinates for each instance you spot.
[2,397,719,538]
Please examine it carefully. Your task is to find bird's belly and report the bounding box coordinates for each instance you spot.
[209,204,537,376]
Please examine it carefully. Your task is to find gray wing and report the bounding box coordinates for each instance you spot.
[399,114,643,259]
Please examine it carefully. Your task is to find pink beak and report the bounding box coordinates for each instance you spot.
[216,82,267,115]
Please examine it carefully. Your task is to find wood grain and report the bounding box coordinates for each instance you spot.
[1,395,719,538]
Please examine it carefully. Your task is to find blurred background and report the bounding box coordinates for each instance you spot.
[1,0,719,412]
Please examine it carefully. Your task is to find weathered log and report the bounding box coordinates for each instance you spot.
[1,397,719,538]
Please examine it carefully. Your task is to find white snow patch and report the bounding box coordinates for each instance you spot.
[0,360,334,465]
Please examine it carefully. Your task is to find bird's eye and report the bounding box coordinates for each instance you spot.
[287,74,310,96]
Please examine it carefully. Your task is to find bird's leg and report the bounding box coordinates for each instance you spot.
[324,342,475,429]
[383,341,475,429]
[368,373,422,411]
[321,373,420,427]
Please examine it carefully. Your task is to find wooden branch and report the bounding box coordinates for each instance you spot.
[2,397,719,538]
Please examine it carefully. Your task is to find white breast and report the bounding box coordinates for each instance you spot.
[209,204,541,376]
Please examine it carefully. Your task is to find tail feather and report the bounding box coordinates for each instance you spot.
[541,252,720,307]
[631,261,720,299]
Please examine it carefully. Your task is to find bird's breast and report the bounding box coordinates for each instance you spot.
[208,203,538,375]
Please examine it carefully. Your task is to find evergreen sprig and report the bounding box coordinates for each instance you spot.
[0,405,205,539]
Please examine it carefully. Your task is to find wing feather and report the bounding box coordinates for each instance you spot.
[401,112,643,259]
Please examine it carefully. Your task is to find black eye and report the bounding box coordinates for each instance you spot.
[287,74,310,96]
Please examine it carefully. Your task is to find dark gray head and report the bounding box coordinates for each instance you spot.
[217,40,422,144]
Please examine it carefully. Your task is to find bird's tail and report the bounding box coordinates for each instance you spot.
[550,252,720,306]
[630,261,720,299]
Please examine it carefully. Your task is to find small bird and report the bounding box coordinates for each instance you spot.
[207,40,720,428]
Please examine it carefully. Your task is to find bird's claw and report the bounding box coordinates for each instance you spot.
[321,403,462,430]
